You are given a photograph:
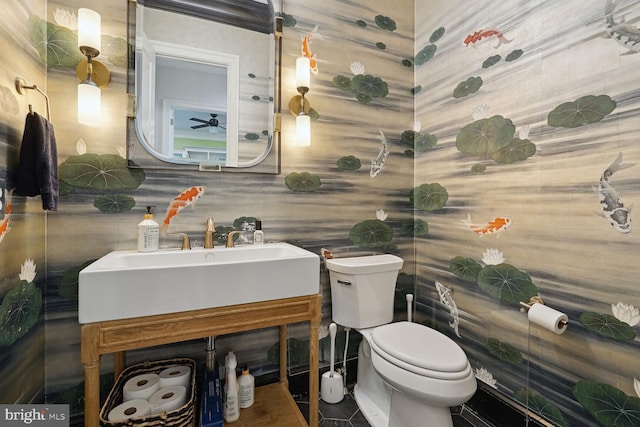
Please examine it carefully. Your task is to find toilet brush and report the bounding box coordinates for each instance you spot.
[321,323,344,403]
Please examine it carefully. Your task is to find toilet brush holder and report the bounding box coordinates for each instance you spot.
[321,371,344,404]
[321,322,344,404]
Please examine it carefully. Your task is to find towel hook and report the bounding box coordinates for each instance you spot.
[15,77,51,122]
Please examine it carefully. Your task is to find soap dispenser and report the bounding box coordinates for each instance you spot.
[253,220,264,245]
[138,206,159,252]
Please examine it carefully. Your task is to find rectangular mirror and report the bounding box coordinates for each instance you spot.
[126,0,281,173]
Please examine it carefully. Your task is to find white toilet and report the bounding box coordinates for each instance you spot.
[325,254,477,427]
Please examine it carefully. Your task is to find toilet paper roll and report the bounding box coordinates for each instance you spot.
[528,303,568,335]
[108,399,151,422]
[149,386,188,414]
[159,365,192,388]
[123,373,161,401]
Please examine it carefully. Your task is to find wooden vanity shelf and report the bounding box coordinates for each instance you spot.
[81,294,321,427]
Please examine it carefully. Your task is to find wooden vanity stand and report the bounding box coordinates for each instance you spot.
[81,294,321,427]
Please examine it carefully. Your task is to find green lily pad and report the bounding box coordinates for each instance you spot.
[415,44,437,66]
[505,49,524,62]
[411,86,422,95]
[514,390,569,427]
[401,131,437,152]
[456,115,516,155]
[244,133,261,141]
[214,226,237,244]
[547,95,616,128]
[450,256,482,282]
[337,155,362,171]
[285,172,321,192]
[29,15,84,67]
[281,13,297,28]
[429,27,445,43]
[376,42,386,50]
[0,281,42,346]
[579,312,635,341]
[356,19,367,28]
[573,380,640,427]
[352,75,389,99]
[333,75,353,91]
[488,138,536,164]
[401,219,429,237]
[94,194,136,213]
[102,35,128,67]
[58,259,96,300]
[349,219,393,249]
[374,15,396,31]
[482,55,502,68]
[486,337,523,365]
[453,76,483,98]
[471,163,487,173]
[233,216,258,231]
[59,154,145,191]
[477,264,538,305]
[410,183,448,212]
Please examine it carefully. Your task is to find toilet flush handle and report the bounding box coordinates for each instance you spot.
[337,279,351,286]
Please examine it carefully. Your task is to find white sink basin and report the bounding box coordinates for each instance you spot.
[78,242,320,323]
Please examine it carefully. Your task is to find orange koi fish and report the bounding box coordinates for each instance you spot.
[302,25,320,75]
[464,29,512,48]
[163,186,206,227]
[463,213,511,236]
[0,190,12,244]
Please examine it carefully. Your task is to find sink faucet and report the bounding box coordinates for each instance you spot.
[204,217,216,248]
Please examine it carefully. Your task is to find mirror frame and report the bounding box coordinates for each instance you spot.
[126,0,282,174]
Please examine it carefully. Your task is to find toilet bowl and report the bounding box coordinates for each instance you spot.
[326,255,477,427]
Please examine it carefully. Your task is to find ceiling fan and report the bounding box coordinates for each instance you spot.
[190,113,226,130]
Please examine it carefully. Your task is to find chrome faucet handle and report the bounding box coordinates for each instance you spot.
[204,217,216,249]
[225,231,242,248]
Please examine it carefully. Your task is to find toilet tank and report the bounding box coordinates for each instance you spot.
[326,254,404,329]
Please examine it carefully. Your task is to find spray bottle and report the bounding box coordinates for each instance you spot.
[223,352,240,422]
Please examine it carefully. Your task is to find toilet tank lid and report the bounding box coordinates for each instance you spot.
[325,254,403,274]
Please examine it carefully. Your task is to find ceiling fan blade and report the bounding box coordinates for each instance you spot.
[191,124,209,129]
[190,118,210,124]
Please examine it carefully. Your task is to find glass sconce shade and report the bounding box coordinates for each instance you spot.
[78,81,101,126]
[78,8,101,55]
[296,57,311,89]
[296,113,311,147]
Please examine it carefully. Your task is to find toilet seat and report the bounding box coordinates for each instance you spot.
[370,322,472,381]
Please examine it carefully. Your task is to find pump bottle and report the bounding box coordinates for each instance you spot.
[138,206,159,252]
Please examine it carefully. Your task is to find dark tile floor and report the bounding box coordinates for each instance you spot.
[296,386,494,427]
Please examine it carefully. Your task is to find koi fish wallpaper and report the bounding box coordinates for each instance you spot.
[0,0,638,426]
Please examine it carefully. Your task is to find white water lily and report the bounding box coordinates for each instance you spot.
[350,61,365,75]
[474,367,498,389]
[376,209,388,221]
[471,104,489,120]
[518,125,530,139]
[19,258,36,283]
[482,248,505,265]
[76,138,87,155]
[53,8,77,29]
[611,302,640,326]
[634,378,640,397]
[413,121,422,132]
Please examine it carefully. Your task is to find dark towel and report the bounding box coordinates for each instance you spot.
[14,112,59,211]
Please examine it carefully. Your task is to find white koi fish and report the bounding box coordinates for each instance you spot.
[598,152,633,235]
[435,281,461,338]
[604,0,640,54]
[370,130,389,178]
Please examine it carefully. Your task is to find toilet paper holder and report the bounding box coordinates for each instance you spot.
[519,296,568,328]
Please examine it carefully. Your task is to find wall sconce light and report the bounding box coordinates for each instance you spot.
[289,57,311,146]
[76,8,110,126]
